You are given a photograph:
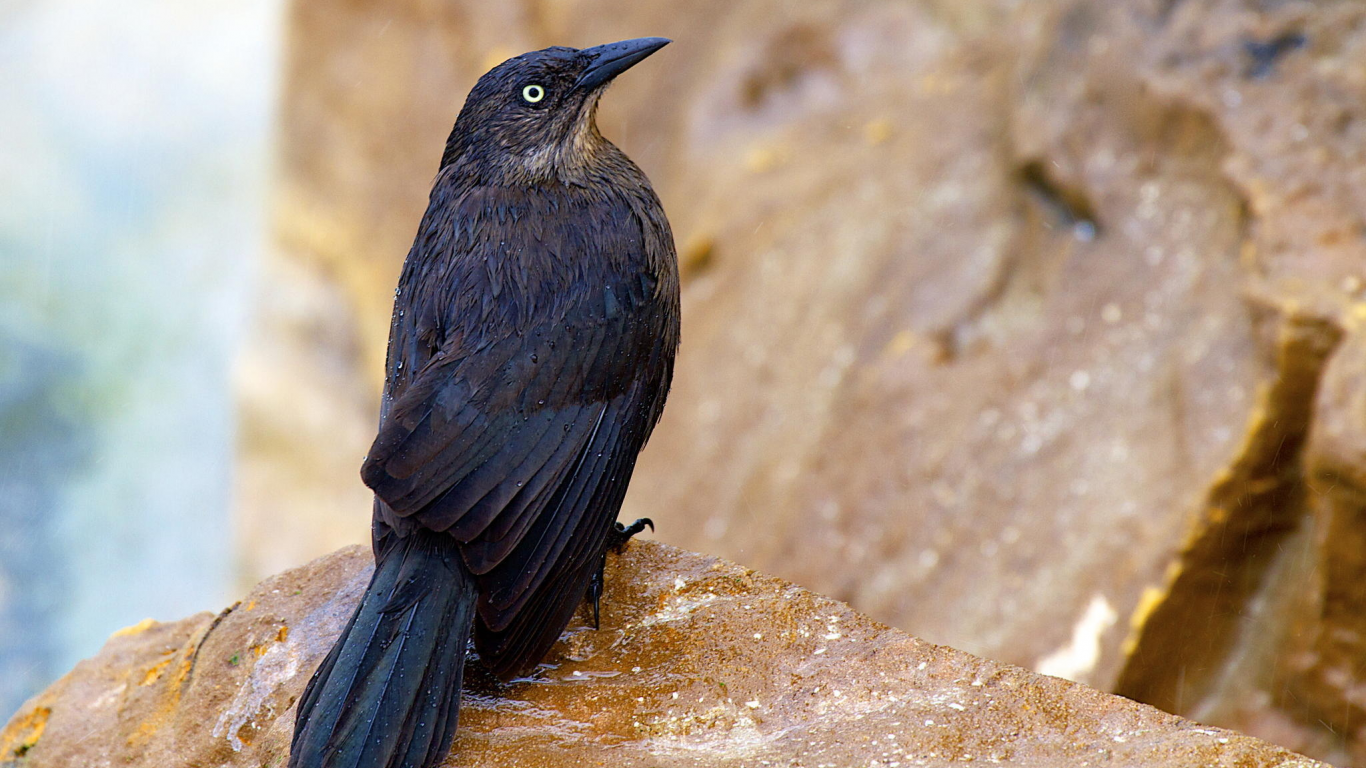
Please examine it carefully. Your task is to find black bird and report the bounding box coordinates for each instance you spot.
[288,38,678,768]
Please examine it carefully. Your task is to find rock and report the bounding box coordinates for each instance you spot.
[1284,321,1366,750]
[239,0,1366,760]
[0,542,1326,767]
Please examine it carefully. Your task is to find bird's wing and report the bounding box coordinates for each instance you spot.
[363,306,657,546]
[361,186,674,671]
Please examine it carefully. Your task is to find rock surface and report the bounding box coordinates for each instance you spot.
[239,0,1366,761]
[0,542,1327,767]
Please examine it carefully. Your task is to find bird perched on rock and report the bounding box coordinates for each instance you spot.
[289,37,678,768]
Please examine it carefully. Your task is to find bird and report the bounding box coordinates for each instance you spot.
[288,37,679,768]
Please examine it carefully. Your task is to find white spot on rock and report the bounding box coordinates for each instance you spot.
[1033,594,1118,683]
[211,639,300,751]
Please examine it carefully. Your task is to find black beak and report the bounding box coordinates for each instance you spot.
[575,37,671,91]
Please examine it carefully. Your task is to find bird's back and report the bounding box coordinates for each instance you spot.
[365,152,678,677]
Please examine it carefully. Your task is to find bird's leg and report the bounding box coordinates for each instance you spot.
[588,518,655,630]
[587,552,606,630]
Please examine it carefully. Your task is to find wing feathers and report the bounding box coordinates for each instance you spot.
[365,183,677,681]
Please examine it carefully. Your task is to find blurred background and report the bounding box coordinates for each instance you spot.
[0,0,280,726]
[4,0,1366,764]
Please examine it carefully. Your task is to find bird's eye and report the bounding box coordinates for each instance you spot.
[522,84,545,103]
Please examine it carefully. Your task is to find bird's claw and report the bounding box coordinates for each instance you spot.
[609,517,654,551]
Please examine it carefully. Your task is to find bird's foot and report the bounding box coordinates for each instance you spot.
[608,517,654,552]
[587,518,655,630]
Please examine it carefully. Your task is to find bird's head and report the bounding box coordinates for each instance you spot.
[441,37,670,183]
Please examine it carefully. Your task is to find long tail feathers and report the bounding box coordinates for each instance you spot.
[290,531,476,768]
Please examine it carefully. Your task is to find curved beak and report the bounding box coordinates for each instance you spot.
[575,37,671,92]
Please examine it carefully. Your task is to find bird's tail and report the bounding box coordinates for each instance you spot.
[289,529,476,768]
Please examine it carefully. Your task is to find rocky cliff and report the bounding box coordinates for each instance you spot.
[238,1,1366,761]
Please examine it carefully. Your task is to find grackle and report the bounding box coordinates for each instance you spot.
[288,37,678,768]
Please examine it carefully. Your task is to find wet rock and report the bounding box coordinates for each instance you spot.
[240,0,1366,761]
[0,542,1326,767]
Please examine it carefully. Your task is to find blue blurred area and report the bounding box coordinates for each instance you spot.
[0,0,282,716]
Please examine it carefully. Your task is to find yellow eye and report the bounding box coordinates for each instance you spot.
[522,84,545,103]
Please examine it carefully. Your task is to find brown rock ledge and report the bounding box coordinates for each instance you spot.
[1,542,1326,767]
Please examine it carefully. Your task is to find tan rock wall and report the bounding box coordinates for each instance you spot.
[239,0,1366,760]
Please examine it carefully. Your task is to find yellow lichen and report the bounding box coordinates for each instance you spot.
[111,618,158,638]
[0,705,50,759]
[140,657,175,687]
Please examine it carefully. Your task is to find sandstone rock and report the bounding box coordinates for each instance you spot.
[240,0,1366,760]
[0,542,1326,767]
